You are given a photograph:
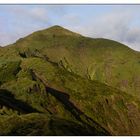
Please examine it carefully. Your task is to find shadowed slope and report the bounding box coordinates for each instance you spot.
[0,113,107,136]
[0,89,39,114]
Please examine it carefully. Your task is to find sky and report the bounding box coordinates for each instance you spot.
[0,5,140,51]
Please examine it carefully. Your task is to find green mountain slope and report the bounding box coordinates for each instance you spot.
[6,25,140,97]
[0,25,140,135]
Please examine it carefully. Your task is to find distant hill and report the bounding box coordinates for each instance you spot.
[0,26,140,135]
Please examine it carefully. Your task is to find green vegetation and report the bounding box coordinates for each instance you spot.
[0,59,21,83]
[0,25,140,135]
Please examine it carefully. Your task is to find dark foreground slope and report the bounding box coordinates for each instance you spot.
[0,26,140,135]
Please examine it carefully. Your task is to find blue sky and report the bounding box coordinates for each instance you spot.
[0,5,140,51]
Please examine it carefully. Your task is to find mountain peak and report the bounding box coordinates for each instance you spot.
[40,25,82,37]
[48,25,64,29]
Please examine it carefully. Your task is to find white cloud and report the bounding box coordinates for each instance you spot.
[0,6,52,46]
[11,6,50,25]
[62,14,81,25]
[69,8,140,51]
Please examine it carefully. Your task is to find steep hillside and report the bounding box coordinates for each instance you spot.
[1,55,140,135]
[6,25,140,97]
[0,25,140,135]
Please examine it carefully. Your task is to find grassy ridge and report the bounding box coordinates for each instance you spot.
[0,25,140,135]
[6,25,140,97]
